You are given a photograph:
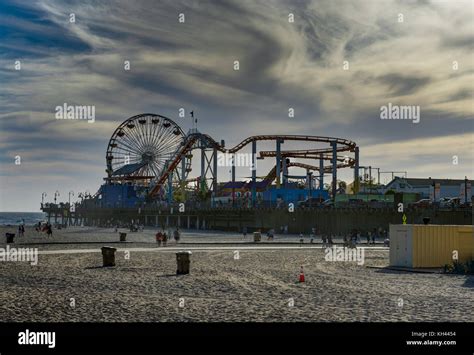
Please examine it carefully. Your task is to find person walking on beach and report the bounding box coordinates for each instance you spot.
[328,234,333,246]
[173,227,181,244]
[162,232,168,247]
[155,231,163,247]
[18,224,24,237]
[46,223,53,238]
[309,228,315,244]
[267,228,274,241]
[350,229,357,248]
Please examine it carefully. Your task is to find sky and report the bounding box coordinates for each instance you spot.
[0,0,473,211]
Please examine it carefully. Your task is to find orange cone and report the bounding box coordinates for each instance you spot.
[299,266,305,283]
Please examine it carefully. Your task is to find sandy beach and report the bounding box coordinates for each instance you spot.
[0,226,472,322]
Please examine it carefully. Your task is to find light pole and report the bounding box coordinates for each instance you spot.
[41,192,47,205]
[465,176,468,207]
[68,191,74,226]
[54,190,60,205]
[308,171,313,200]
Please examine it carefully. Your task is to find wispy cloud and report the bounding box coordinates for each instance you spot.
[0,0,473,211]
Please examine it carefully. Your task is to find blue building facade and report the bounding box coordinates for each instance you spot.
[95,184,145,208]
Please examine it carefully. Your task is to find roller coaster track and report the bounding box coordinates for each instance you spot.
[148,134,357,197]
[148,133,224,196]
[260,150,355,158]
[227,135,356,154]
[261,152,356,168]
[287,161,352,173]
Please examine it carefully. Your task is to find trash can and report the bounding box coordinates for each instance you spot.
[119,232,127,242]
[5,233,15,243]
[253,232,261,242]
[101,246,117,267]
[176,251,192,275]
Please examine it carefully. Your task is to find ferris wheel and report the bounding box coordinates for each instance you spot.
[105,114,189,183]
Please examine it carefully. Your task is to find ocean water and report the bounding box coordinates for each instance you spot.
[0,212,47,226]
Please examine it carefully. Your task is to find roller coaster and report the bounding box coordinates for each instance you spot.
[99,113,361,207]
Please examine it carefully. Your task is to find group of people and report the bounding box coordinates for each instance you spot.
[129,222,144,232]
[321,234,334,246]
[155,227,181,247]
[239,225,388,247]
[343,228,387,247]
[35,221,53,237]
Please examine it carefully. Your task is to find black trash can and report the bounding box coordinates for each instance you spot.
[5,233,15,243]
[119,232,127,242]
[101,246,117,267]
[176,251,192,275]
[423,217,430,225]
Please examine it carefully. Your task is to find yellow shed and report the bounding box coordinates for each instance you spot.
[389,224,474,268]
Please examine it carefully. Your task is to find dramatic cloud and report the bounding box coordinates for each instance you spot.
[0,0,473,211]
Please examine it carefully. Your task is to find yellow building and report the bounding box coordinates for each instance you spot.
[389,224,474,268]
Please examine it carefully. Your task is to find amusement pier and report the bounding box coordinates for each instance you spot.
[41,113,473,234]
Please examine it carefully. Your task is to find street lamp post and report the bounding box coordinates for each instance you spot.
[465,176,468,207]
[54,190,60,205]
[68,191,74,226]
